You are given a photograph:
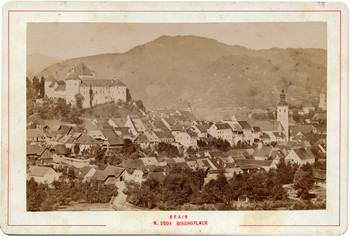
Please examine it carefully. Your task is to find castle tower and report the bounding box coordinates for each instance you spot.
[65,73,81,105]
[319,89,327,110]
[277,90,289,141]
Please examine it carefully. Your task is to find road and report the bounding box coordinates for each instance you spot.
[112,182,144,211]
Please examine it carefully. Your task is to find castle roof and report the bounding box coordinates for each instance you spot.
[66,73,81,81]
[72,62,93,76]
[45,74,57,82]
[80,79,126,87]
[55,84,66,91]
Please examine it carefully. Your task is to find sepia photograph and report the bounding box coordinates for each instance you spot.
[25,22,328,212]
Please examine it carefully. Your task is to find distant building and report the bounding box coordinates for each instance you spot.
[45,62,129,108]
[285,148,316,165]
[28,166,60,184]
[319,89,327,110]
[277,90,289,141]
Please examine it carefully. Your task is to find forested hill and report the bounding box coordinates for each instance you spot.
[32,35,327,109]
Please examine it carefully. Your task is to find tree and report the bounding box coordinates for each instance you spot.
[75,93,84,109]
[89,85,94,108]
[39,76,45,98]
[122,139,137,156]
[135,100,146,112]
[54,98,71,120]
[293,163,315,199]
[276,158,298,185]
[126,88,132,102]
[32,76,40,96]
[73,144,80,155]
[157,142,179,157]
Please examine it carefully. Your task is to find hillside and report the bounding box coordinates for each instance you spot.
[27,53,61,78]
[81,102,142,120]
[33,35,327,109]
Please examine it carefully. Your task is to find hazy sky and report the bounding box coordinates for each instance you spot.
[27,22,327,60]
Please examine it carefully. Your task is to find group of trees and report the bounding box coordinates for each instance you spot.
[27,76,45,101]
[197,138,231,152]
[27,96,84,128]
[27,178,118,211]
[84,140,141,166]
[124,159,317,210]
[157,142,180,157]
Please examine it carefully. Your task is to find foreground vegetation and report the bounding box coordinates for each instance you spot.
[26,178,118,211]
[124,160,320,210]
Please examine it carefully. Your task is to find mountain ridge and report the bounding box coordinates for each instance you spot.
[30,35,327,109]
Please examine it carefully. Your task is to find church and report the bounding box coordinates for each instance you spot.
[44,62,129,108]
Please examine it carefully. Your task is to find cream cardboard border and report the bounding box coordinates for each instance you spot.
[1,1,348,234]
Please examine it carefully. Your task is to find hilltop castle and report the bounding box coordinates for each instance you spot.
[44,62,128,108]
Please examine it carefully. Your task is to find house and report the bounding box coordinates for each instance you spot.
[312,169,326,186]
[28,166,60,184]
[27,129,46,144]
[135,133,151,149]
[252,143,274,160]
[91,165,125,185]
[185,158,199,170]
[74,134,100,152]
[153,120,170,132]
[154,131,174,143]
[289,125,317,136]
[77,166,97,182]
[289,131,308,143]
[161,117,177,131]
[204,170,225,185]
[272,132,286,143]
[114,127,132,139]
[59,156,91,169]
[140,157,158,166]
[108,118,127,128]
[191,124,210,138]
[100,130,124,150]
[132,118,154,133]
[207,123,233,145]
[236,159,277,172]
[285,148,316,165]
[170,124,184,136]
[174,130,197,148]
[252,120,285,141]
[144,131,160,144]
[50,144,70,157]
[125,115,139,135]
[124,168,147,184]
[27,145,53,166]
[237,121,254,144]
[261,132,273,145]
[252,126,262,142]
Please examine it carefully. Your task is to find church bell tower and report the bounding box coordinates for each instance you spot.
[277,90,289,141]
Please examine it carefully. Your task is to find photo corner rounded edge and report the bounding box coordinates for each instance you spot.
[0,216,9,236]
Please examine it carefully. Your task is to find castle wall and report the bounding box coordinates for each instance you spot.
[65,80,81,105]
[79,85,127,108]
[44,82,57,98]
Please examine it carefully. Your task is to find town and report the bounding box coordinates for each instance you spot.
[26,62,327,211]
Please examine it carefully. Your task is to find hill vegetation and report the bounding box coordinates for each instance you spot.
[32,35,327,109]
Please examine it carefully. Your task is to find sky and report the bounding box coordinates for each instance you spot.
[27,22,327,60]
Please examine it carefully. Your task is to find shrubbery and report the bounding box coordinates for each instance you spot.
[26,178,118,211]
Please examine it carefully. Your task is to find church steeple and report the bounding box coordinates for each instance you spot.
[277,89,289,142]
[278,89,288,106]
